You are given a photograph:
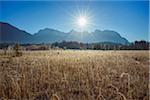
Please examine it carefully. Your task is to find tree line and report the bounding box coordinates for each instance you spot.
[0,40,149,51]
[52,40,149,50]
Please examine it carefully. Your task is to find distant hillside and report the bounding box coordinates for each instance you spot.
[32,28,66,43]
[0,22,129,44]
[66,30,129,44]
[0,22,32,43]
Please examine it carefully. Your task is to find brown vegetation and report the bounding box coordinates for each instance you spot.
[0,50,149,100]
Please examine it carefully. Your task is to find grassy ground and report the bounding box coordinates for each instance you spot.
[0,50,149,100]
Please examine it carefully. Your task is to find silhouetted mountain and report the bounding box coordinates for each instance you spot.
[34,28,129,44]
[32,28,66,43]
[0,22,129,44]
[66,30,129,44]
[92,30,128,44]
[0,22,32,43]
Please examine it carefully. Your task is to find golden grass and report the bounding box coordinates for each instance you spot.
[0,50,149,100]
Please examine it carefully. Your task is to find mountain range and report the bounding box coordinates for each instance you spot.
[0,22,129,44]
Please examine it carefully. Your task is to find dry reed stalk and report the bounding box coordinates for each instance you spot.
[50,94,60,100]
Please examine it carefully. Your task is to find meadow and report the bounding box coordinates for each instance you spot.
[0,50,149,100]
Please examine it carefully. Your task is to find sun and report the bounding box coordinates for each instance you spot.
[67,7,95,31]
[77,16,87,27]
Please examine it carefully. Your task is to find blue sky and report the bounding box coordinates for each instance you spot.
[0,1,149,42]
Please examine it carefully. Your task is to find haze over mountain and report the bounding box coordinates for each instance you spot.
[0,22,129,44]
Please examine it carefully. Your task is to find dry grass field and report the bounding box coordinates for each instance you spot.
[0,50,149,100]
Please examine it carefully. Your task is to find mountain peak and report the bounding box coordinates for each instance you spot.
[0,22,32,43]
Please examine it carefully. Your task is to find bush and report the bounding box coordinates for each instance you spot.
[14,43,22,57]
